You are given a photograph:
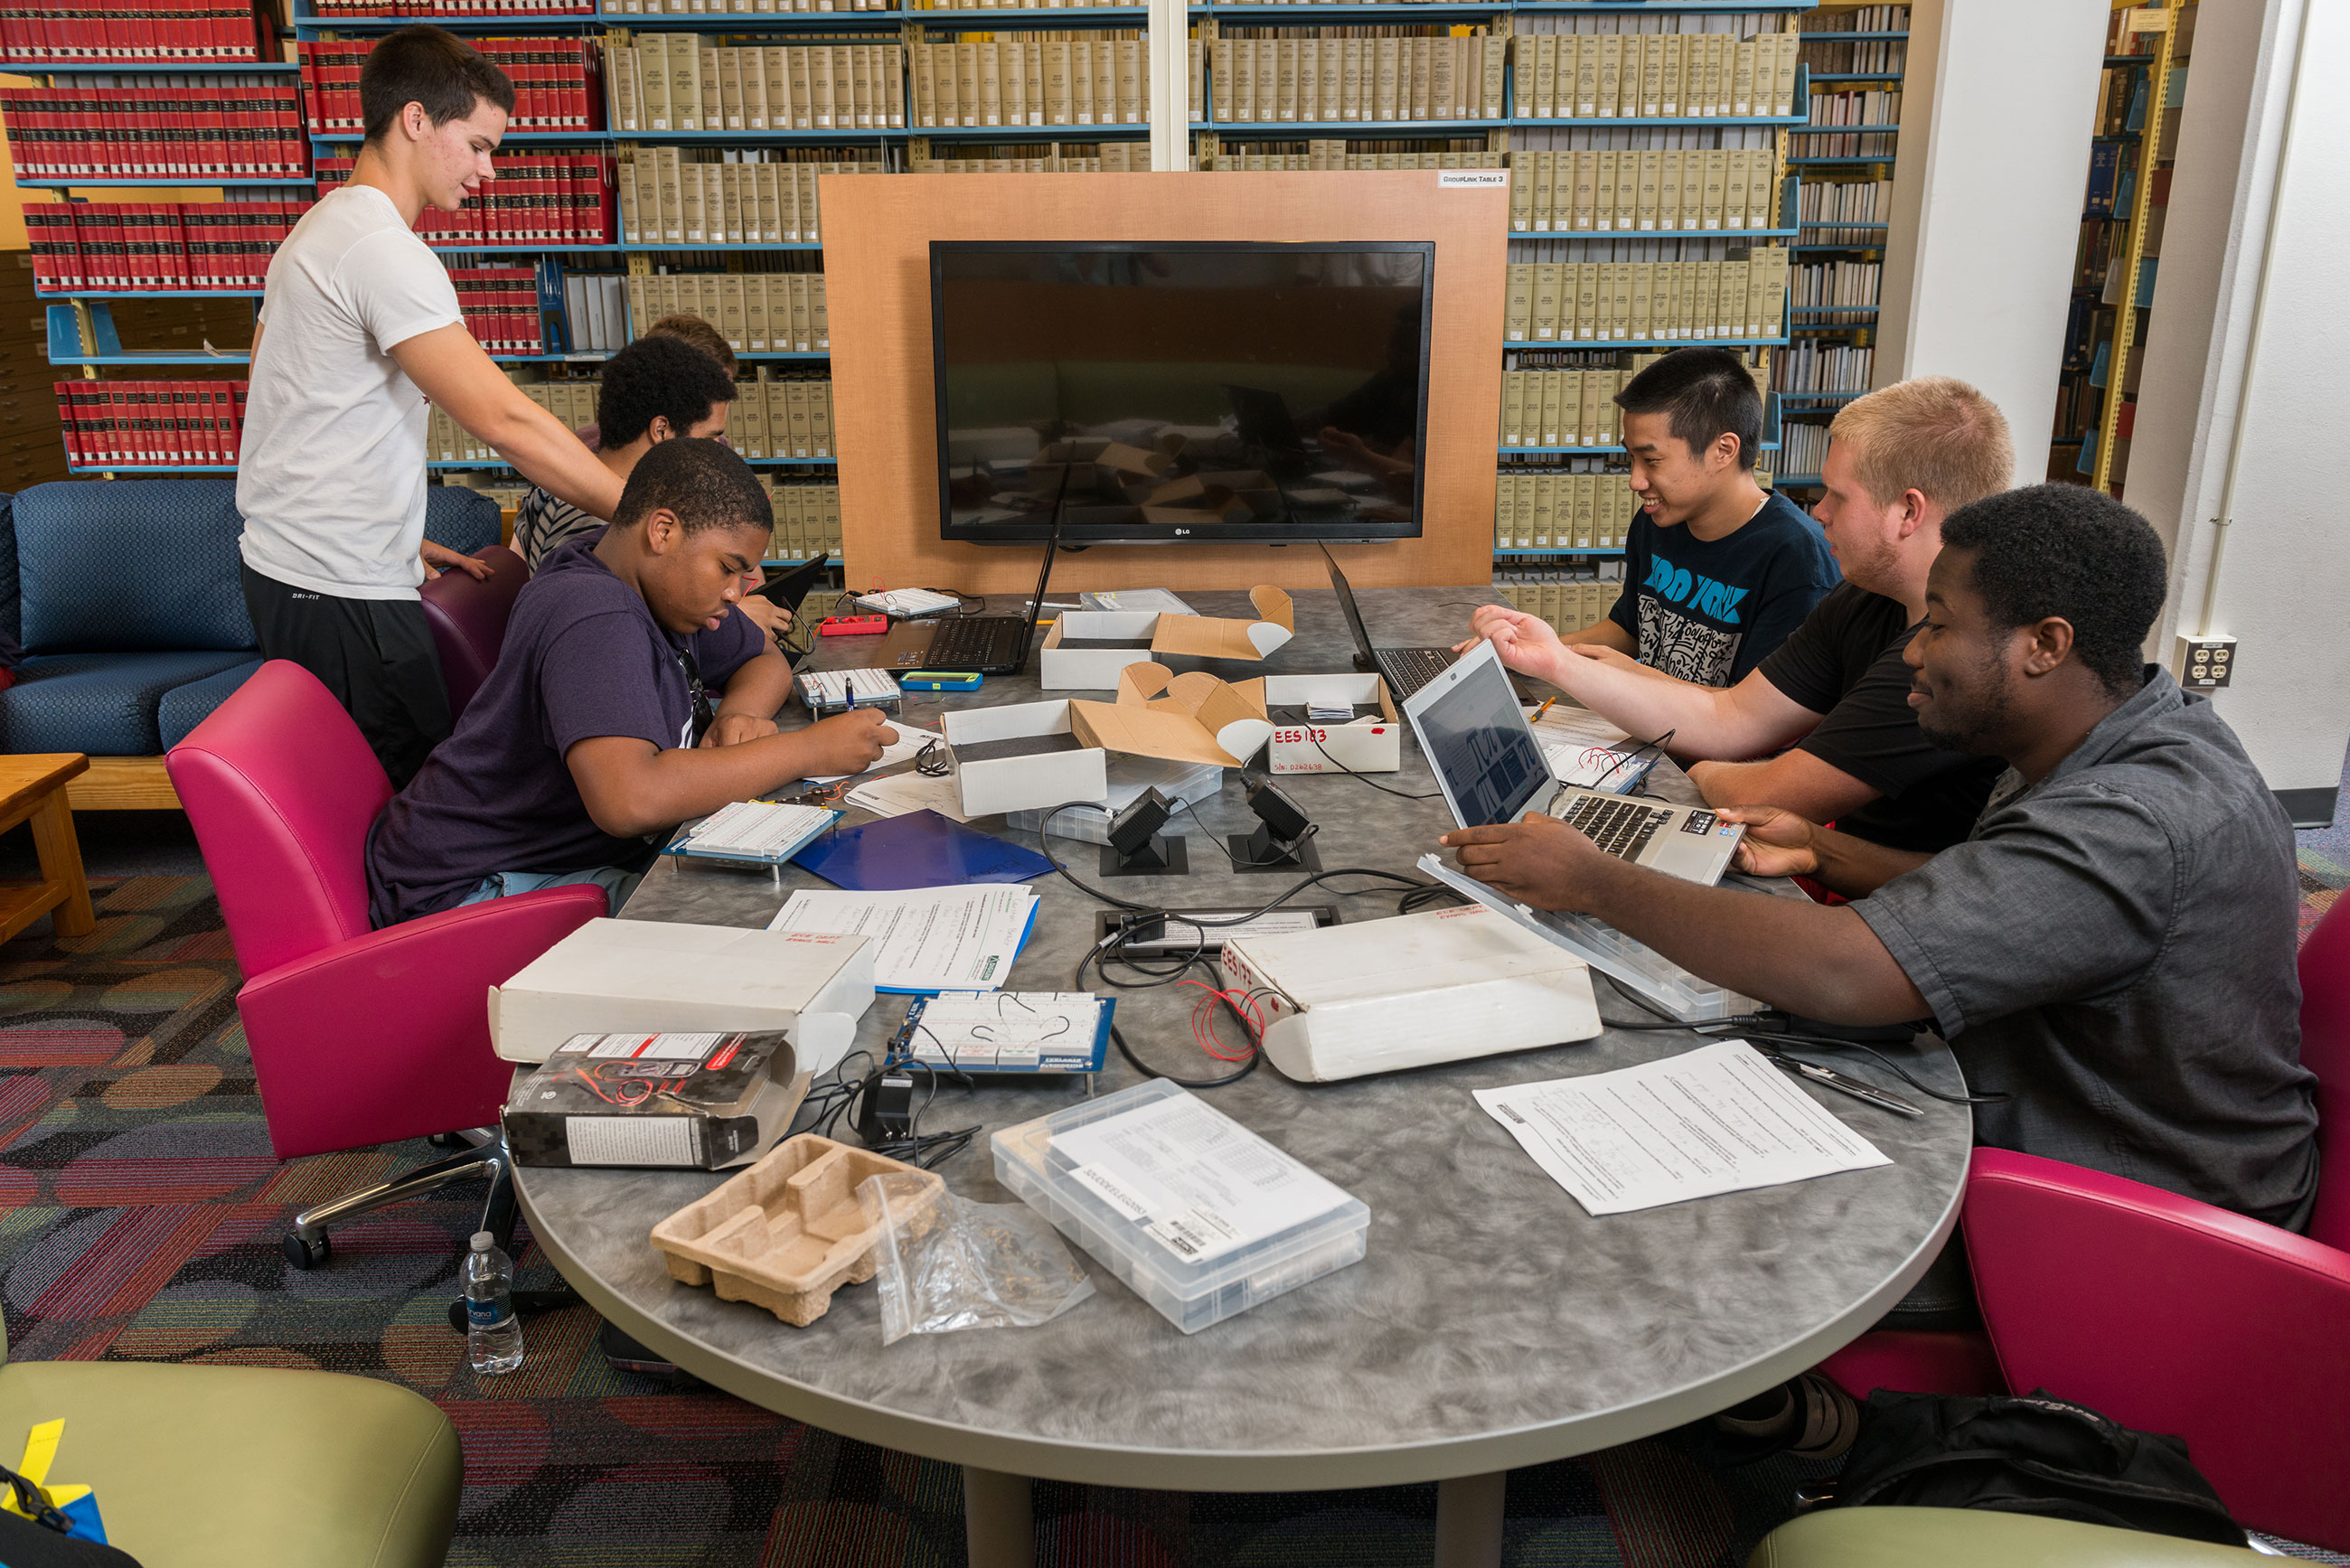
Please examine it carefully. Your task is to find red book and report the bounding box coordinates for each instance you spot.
[54,382,77,467]
[186,381,209,465]
[159,382,183,466]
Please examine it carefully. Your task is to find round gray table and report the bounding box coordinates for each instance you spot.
[515,585,1970,1568]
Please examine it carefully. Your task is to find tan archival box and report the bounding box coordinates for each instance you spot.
[650,1133,944,1327]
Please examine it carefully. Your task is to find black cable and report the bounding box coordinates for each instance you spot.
[1033,803,1428,920]
[1173,794,1321,869]
[1303,731,1444,801]
[1077,927,1260,1090]
[1591,975,2003,1108]
[1398,881,1468,914]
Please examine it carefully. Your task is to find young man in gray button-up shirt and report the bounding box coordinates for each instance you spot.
[1443,483,2318,1231]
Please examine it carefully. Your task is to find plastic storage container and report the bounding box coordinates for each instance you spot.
[992,1079,1369,1334]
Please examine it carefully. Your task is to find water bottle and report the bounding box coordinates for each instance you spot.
[464,1231,525,1375]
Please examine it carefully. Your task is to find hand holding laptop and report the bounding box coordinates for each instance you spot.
[1438,813,1609,912]
[1716,805,1826,879]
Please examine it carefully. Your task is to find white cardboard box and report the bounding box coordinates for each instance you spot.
[489,920,876,1073]
[1038,610,1162,690]
[1038,588,1295,690]
[941,699,1110,819]
[1219,905,1600,1083]
[1242,672,1402,775]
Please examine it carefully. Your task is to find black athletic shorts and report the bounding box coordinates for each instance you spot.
[240,563,451,790]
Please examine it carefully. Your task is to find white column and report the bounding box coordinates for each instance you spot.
[1873,0,2110,483]
[2129,0,2350,822]
[1147,0,1191,170]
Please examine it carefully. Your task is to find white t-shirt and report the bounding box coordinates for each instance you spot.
[237,184,464,600]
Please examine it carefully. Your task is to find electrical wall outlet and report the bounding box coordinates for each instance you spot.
[2175,634,2237,690]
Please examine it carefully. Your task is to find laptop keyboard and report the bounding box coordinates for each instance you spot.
[1556,793,1675,863]
[923,616,1027,670]
[1375,646,1456,699]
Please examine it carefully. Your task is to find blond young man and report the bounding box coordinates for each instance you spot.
[1462,377,2014,850]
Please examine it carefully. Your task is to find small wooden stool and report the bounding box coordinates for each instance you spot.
[0,753,97,944]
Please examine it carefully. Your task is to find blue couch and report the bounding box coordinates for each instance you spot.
[0,480,503,807]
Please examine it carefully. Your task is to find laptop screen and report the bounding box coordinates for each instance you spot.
[1319,543,1377,664]
[1410,644,1554,829]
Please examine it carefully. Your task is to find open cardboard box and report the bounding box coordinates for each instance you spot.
[940,699,1110,819]
[1236,672,1403,775]
[1069,664,1277,770]
[1039,586,1296,690]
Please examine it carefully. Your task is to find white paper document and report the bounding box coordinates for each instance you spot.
[843,768,970,822]
[1473,1040,1892,1216]
[1052,1093,1352,1265]
[1529,705,1656,792]
[766,884,1034,992]
[805,723,939,785]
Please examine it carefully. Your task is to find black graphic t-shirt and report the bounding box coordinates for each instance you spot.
[1607,489,1838,686]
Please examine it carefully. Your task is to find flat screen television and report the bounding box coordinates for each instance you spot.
[931,240,1434,545]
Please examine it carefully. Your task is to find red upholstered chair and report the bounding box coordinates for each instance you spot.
[1954,894,2350,1551]
[1822,896,2350,1478]
[418,543,527,724]
[166,660,604,1268]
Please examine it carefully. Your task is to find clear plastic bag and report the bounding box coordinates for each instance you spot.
[856,1171,1095,1346]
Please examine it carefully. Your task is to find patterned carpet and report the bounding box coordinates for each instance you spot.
[0,871,2340,1566]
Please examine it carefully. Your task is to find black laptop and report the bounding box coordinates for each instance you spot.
[1320,542,1460,699]
[874,475,1068,676]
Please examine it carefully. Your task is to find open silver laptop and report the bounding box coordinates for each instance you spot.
[1404,642,1744,884]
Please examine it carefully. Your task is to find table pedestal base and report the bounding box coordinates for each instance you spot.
[1434,1471,1507,1568]
[956,1465,1507,1568]
[964,1465,1035,1568]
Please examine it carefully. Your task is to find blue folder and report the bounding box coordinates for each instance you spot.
[794,810,1054,892]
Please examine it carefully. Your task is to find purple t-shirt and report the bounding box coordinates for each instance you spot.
[366,527,763,925]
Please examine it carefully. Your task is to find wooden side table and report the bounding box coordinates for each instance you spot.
[0,753,97,944]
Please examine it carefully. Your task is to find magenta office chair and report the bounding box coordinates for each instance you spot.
[418,543,527,724]
[1953,893,2350,1552]
[166,661,606,1269]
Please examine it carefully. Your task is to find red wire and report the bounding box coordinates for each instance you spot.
[1177,980,1264,1064]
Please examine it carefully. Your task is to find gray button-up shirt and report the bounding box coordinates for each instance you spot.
[1856,667,2318,1231]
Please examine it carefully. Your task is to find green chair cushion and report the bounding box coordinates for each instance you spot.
[1750,1508,2264,1568]
[0,1359,459,1568]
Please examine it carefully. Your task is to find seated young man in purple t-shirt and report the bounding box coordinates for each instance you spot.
[366,437,893,925]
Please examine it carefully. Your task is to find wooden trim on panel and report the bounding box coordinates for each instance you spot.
[821,171,1506,595]
[66,756,181,812]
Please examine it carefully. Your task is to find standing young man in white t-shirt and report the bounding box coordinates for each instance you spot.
[237,26,624,785]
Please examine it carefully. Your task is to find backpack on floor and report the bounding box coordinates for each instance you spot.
[1832,1388,2244,1547]
[0,1463,142,1567]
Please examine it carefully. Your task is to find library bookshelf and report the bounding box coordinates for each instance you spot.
[5,0,1919,592]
